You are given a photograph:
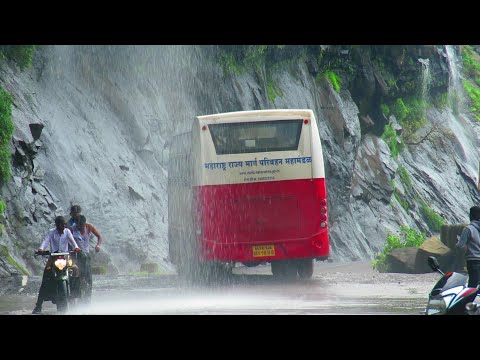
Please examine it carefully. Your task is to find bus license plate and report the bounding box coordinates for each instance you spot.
[253,245,275,257]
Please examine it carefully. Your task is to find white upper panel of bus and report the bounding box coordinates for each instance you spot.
[197,109,315,123]
[191,109,325,186]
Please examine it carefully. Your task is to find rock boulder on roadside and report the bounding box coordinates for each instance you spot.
[386,237,458,274]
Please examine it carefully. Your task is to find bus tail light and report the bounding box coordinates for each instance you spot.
[320,208,327,226]
[320,214,327,228]
[320,197,327,227]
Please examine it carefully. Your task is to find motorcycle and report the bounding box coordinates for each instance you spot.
[34,250,79,312]
[425,255,479,315]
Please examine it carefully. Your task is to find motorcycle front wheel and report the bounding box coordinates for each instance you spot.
[56,280,69,313]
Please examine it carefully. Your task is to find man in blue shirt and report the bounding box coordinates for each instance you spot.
[67,204,82,229]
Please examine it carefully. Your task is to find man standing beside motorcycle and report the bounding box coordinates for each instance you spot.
[71,215,103,303]
[32,216,81,314]
[456,205,480,288]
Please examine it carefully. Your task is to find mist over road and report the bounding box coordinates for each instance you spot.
[0,261,439,315]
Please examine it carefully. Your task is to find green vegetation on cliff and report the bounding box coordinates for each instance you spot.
[381,123,403,158]
[0,245,29,275]
[321,70,341,93]
[0,45,36,69]
[0,87,14,184]
[388,97,428,142]
[372,225,426,272]
[463,80,480,121]
[0,45,36,220]
[391,164,445,233]
[218,45,351,102]
[420,201,445,232]
[462,45,480,81]
[462,45,480,121]
[218,45,288,103]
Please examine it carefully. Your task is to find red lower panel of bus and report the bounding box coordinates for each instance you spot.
[193,178,329,262]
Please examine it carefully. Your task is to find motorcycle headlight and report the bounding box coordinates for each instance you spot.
[426,298,446,315]
[68,257,73,267]
[54,258,67,270]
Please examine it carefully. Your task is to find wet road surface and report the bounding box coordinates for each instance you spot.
[0,261,440,315]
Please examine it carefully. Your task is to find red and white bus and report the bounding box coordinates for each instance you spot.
[168,109,329,279]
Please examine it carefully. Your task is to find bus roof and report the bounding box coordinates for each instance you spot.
[197,109,314,122]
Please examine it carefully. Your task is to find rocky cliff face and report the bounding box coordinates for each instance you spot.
[0,45,479,276]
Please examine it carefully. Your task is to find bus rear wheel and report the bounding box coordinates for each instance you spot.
[271,260,297,279]
[297,258,314,279]
[202,262,233,282]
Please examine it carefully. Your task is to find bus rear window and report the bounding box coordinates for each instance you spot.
[208,120,303,155]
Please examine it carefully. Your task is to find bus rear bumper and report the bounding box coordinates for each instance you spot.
[199,233,329,263]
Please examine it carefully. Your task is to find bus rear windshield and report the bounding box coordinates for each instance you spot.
[209,120,303,155]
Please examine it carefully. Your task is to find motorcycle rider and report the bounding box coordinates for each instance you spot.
[456,205,480,288]
[32,216,81,314]
[71,215,103,303]
[67,204,82,229]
